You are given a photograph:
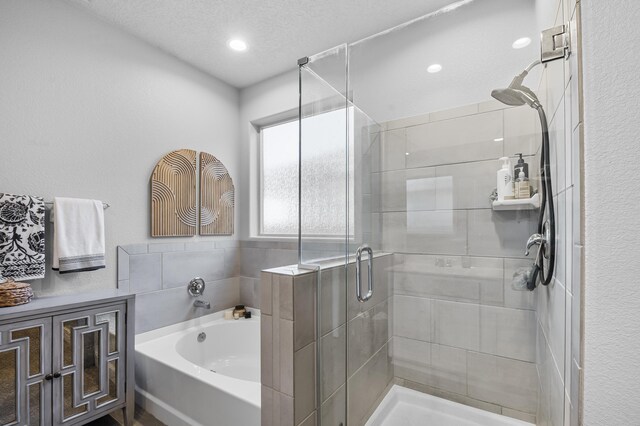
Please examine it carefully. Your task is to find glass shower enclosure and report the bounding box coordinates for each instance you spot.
[297,0,572,424]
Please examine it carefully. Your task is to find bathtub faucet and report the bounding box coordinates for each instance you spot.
[193,299,211,309]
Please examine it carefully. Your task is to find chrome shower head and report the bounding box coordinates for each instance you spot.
[491,87,528,106]
[491,61,543,110]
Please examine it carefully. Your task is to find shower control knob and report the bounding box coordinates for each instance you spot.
[188,277,206,297]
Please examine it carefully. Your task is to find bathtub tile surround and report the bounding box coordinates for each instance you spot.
[117,239,297,334]
[260,267,317,426]
[118,241,242,333]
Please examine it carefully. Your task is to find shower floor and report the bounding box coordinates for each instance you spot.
[366,385,534,426]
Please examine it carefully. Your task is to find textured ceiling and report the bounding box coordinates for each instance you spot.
[64,0,457,88]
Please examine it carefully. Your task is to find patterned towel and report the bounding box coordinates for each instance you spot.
[0,193,46,281]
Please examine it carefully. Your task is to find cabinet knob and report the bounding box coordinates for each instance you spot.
[44,374,53,381]
[53,372,61,379]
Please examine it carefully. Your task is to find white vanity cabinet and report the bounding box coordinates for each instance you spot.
[0,292,134,426]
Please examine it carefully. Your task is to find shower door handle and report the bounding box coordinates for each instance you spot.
[355,245,374,303]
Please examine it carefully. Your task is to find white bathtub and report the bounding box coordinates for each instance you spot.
[135,310,261,426]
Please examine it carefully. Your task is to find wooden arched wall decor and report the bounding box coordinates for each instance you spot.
[199,152,234,235]
[150,149,197,237]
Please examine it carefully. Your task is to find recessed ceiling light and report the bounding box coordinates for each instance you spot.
[494,137,504,142]
[427,64,442,73]
[405,152,410,156]
[512,37,531,49]
[228,39,248,52]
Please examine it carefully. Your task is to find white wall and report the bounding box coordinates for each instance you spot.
[581,0,640,424]
[238,69,298,239]
[0,0,240,295]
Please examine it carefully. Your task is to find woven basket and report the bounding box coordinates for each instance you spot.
[0,278,34,307]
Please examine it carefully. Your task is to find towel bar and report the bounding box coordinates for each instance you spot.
[44,201,110,209]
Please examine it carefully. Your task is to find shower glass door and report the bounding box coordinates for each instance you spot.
[300,0,572,424]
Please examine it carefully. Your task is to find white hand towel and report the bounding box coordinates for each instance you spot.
[52,197,105,273]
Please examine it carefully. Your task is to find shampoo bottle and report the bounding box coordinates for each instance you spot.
[497,157,514,201]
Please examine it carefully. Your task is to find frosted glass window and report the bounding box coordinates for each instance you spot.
[260,108,354,236]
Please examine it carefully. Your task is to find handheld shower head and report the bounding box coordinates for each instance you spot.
[491,61,543,110]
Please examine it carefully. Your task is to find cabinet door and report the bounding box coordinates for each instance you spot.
[52,304,126,425]
[0,317,52,426]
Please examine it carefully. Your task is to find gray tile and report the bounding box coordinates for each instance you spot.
[429,343,467,395]
[374,170,405,212]
[394,295,430,341]
[372,129,406,172]
[375,168,436,213]
[571,127,582,242]
[297,411,316,426]
[502,408,537,424]
[223,247,240,278]
[294,273,316,351]
[262,385,274,426]
[240,277,260,309]
[467,209,537,258]
[467,351,538,414]
[148,242,184,253]
[504,258,536,310]
[184,241,216,252]
[347,254,393,320]
[433,300,479,351]
[480,306,537,362]
[504,106,540,156]
[129,253,162,294]
[214,239,240,249]
[434,160,498,210]
[261,272,273,315]
[347,343,392,426]
[319,266,346,335]
[348,300,389,375]
[161,250,225,289]
[278,391,295,426]
[406,110,503,168]
[406,168,437,211]
[393,336,430,384]
[279,274,294,320]
[394,254,502,304]
[119,244,148,255]
[321,385,345,426]
[294,343,316,425]
[549,95,566,195]
[399,379,501,414]
[117,247,129,281]
[280,319,294,396]
[320,324,346,402]
[571,245,582,362]
[261,314,273,388]
[382,210,467,255]
[134,278,239,334]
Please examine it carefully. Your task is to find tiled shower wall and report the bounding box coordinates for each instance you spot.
[534,0,583,425]
[372,99,542,422]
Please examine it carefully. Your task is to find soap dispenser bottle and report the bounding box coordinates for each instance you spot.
[514,153,529,178]
[497,157,514,201]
